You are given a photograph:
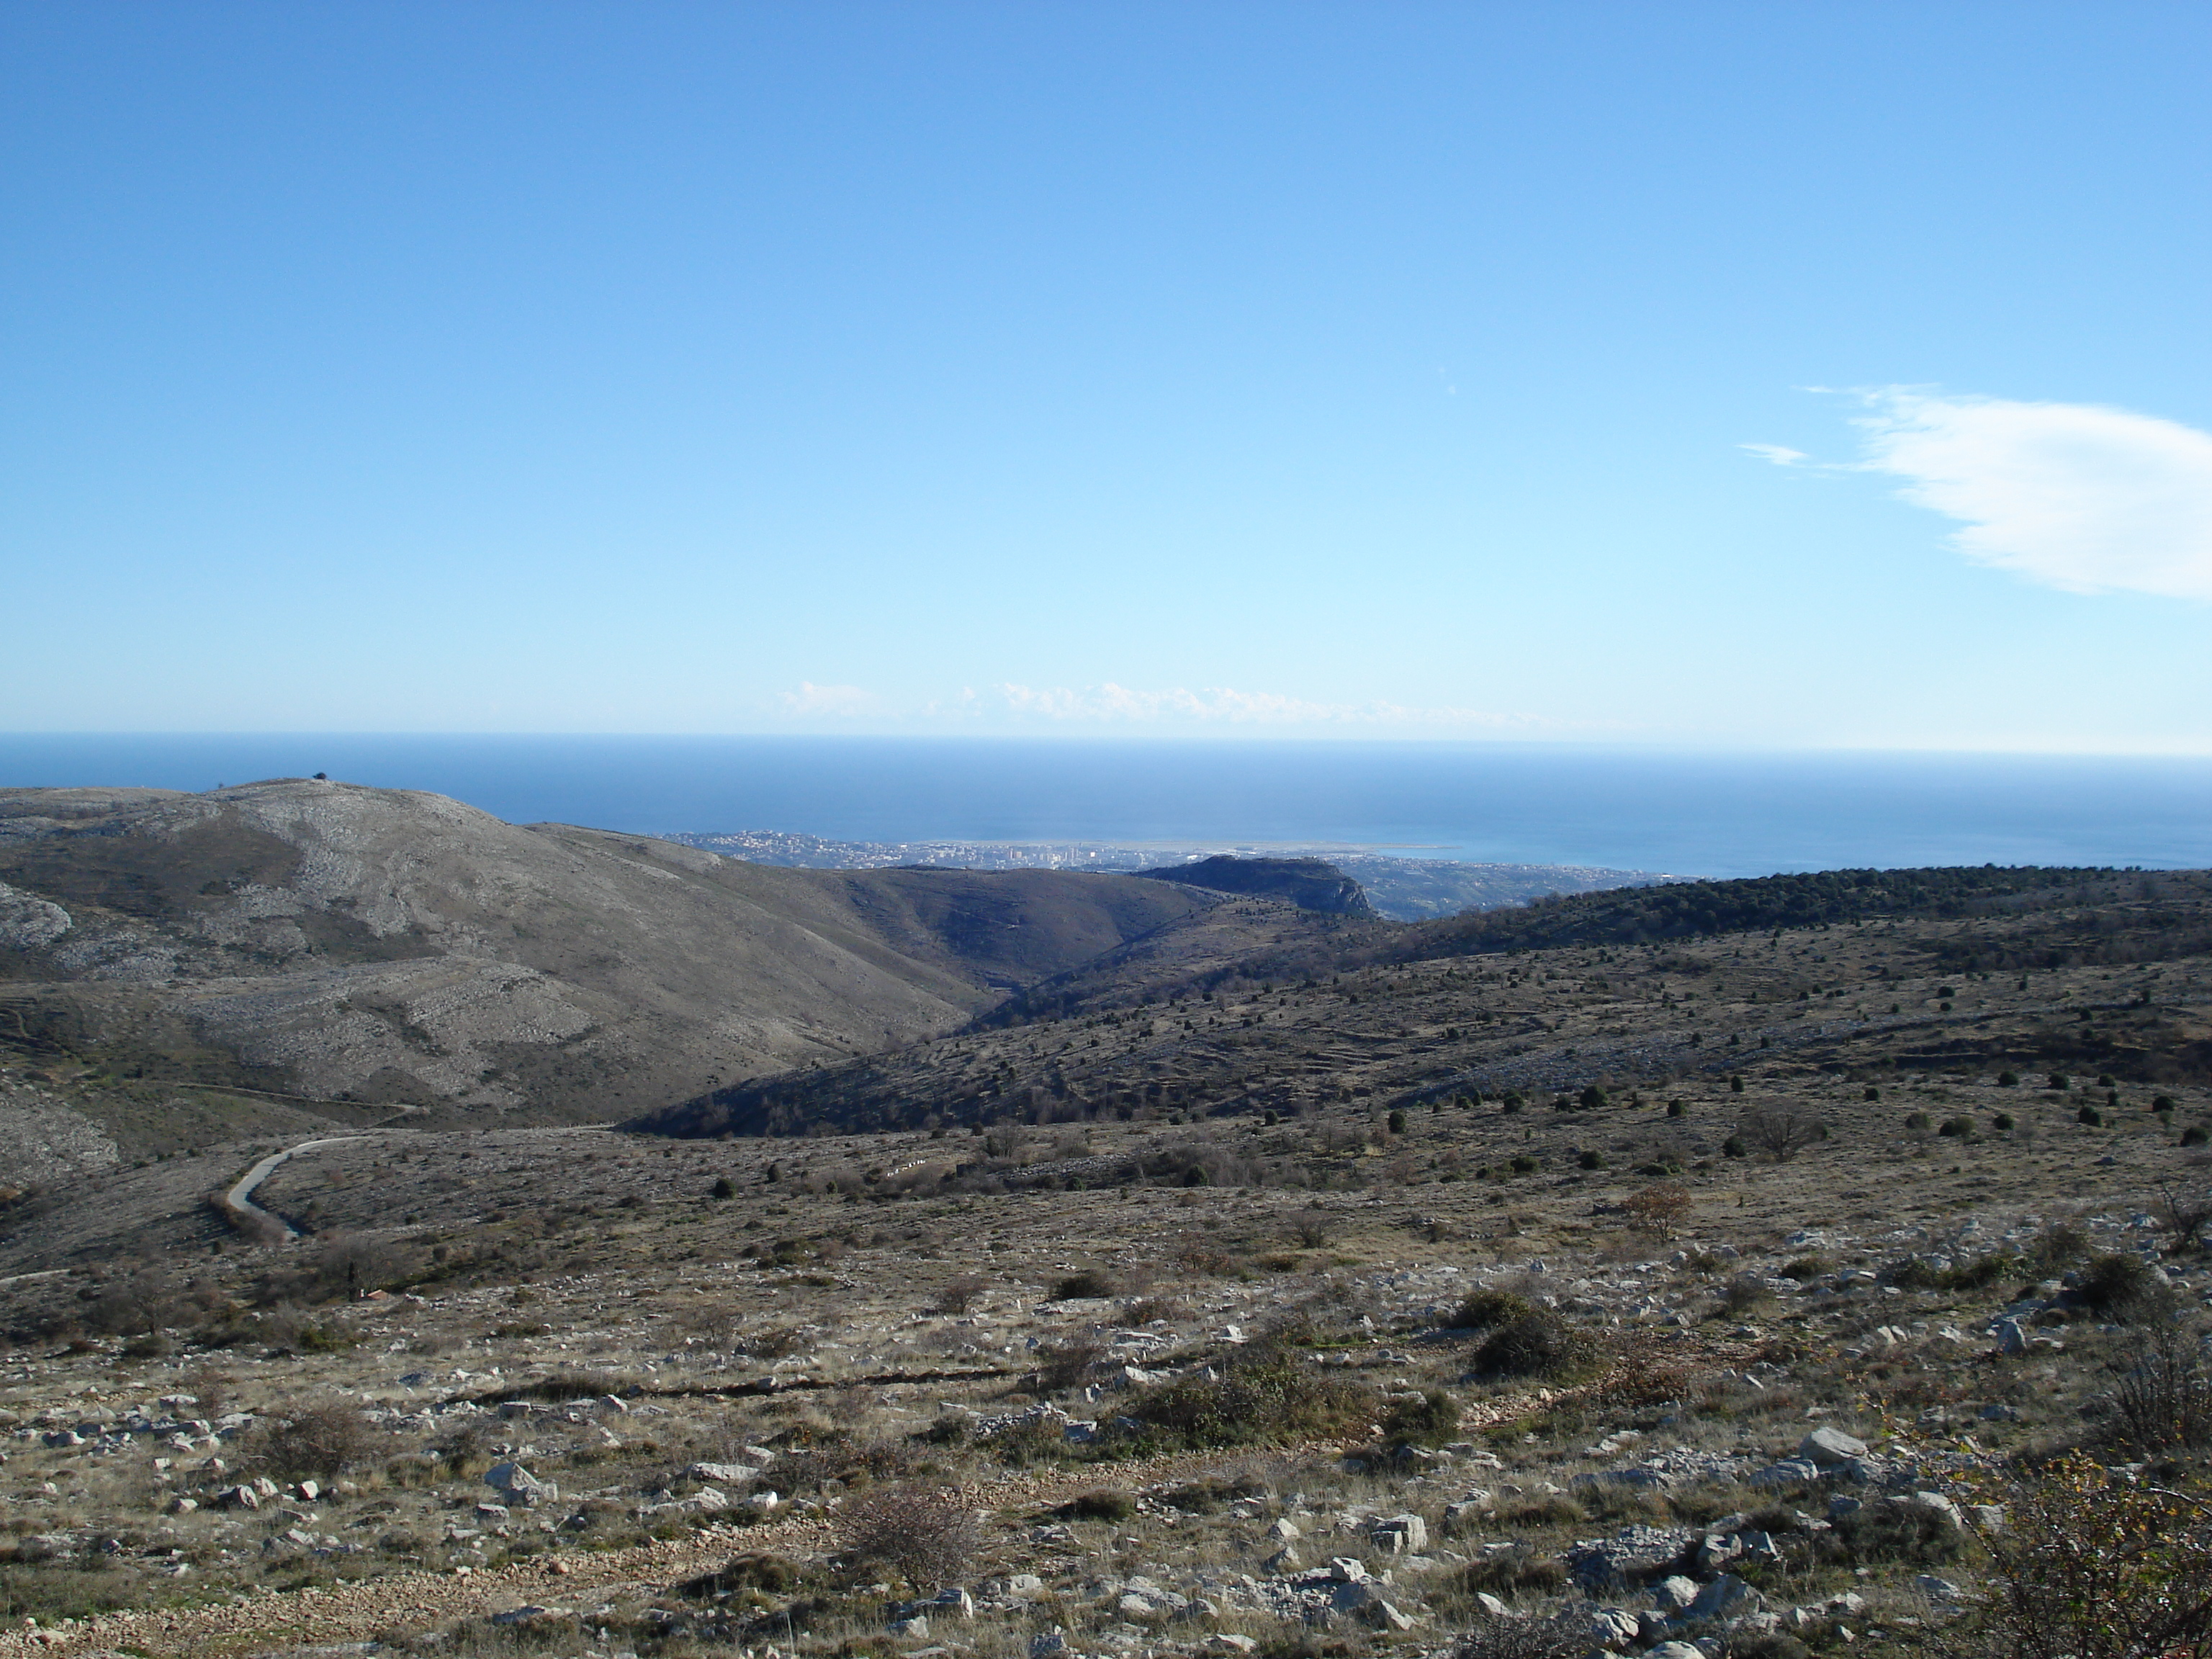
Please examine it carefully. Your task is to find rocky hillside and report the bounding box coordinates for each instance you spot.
[0,779,1215,1160]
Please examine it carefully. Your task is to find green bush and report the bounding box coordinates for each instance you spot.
[1057,1490,1135,1522]
[1472,1309,1598,1380]
[2075,1252,2164,1320]
[1380,1388,1462,1447]
[1454,1289,1534,1330]
[1125,1344,1377,1449]
[1827,1498,1969,1568]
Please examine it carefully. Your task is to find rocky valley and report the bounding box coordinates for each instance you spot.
[0,786,2208,1659]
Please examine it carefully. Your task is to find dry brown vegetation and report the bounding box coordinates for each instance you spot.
[0,865,2208,1659]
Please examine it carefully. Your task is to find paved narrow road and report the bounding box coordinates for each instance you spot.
[221,1136,371,1239]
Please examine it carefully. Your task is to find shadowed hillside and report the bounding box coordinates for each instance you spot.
[1137,854,1376,916]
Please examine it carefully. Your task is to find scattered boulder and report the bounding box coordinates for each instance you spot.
[1567,1525,1694,1591]
[1587,1607,1642,1648]
[485,1462,557,1508]
[1331,1581,1416,1629]
[1799,1427,1871,1465]
[1683,1575,1766,1624]
[1653,1575,1701,1612]
[1371,1514,1427,1553]
[1750,1457,1824,1488]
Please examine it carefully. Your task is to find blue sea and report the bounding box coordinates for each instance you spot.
[2,734,2209,880]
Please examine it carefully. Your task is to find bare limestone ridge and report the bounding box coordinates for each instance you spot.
[0,778,1220,1169]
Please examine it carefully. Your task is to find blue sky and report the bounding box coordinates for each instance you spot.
[5,1,2209,751]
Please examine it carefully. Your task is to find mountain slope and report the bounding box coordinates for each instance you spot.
[0,779,1213,1149]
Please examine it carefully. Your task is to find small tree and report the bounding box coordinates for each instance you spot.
[1738,1104,1824,1161]
[932,1273,989,1316]
[1622,1182,1694,1241]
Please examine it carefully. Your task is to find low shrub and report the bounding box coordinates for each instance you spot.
[1453,1289,1534,1330]
[1057,1490,1135,1522]
[1033,1338,1104,1393]
[2107,1327,2212,1452]
[835,1483,981,1591]
[932,1274,989,1316]
[2076,1252,2164,1320]
[1948,1449,2212,1659]
[1719,1274,1775,1317]
[678,1553,801,1600]
[254,1399,375,1480]
[1380,1388,1463,1448]
[1449,1609,1591,1659]
[1826,1497,1969,1568]
[1125,1344,1377,1449]
[1456,1547,1570,1602]
[1473,1309,1599,1381]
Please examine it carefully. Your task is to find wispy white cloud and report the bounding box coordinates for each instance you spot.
[996,682,1537,729]
[1740,442,1808,467]
[778,681,879,717]
[1848,390,2212,600]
